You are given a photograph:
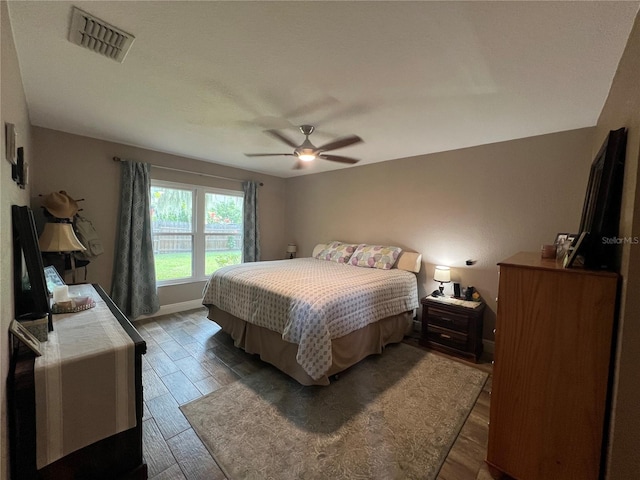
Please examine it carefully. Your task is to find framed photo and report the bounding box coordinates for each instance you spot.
[5,122,16,165]
[44,265,66,296]
[554,233,569,245]
[9,319,42,356]
[564,232,588,268]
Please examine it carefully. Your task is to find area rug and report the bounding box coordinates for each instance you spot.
[181,343,488,480]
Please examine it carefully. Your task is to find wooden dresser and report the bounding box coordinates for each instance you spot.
[486,252,618,479]
[8,284,147,480]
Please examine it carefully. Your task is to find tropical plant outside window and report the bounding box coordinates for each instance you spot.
[150,182,243,283]
[204,192,242,275]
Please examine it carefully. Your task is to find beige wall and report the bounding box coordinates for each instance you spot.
[596,10,640,480]
[1,2,33,477]
[284,127,595,339]
[31,127,286,306]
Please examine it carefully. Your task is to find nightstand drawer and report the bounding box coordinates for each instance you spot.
[427,306,470,333]
[427,325,468,351]
[420,296,485,362]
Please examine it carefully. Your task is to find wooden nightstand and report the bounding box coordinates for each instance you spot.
[419,296,485,362]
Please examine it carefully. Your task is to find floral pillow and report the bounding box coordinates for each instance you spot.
[349,244,403,270]
[315,241,358,264]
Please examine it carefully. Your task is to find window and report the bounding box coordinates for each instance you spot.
[150,180,243,285]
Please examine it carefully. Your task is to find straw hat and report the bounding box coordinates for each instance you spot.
[41,191,79,219]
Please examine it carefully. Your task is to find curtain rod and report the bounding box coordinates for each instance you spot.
[112,157,263,186]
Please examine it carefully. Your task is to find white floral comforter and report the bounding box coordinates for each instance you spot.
[202,257,418,380]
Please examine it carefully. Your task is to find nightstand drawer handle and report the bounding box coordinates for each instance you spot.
[440,317,454,323]
[440,333,452,339]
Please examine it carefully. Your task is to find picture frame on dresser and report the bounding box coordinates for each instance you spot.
[564,232,588,268]
[43,265,65,295]
[9,319,42,356]
[554,233,569,245]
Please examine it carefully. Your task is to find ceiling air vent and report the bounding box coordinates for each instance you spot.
[68,7,135,63]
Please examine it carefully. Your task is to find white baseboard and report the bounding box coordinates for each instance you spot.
[133,299,205,322]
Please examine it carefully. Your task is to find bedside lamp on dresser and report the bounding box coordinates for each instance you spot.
[432,265,450,296]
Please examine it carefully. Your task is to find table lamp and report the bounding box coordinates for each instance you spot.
[39,222,86,284]
[433,265,451,296]
[287,244,297,259]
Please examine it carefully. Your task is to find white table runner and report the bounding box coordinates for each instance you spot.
[34,284,136,469]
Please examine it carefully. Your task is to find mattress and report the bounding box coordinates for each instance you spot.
[202,258,419,380]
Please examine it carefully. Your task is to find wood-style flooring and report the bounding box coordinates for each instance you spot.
[135,309,493,480]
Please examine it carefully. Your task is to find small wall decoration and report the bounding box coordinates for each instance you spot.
[15,147,27,188]
[5,122,16,164]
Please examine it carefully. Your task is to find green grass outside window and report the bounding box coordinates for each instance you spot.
[154,251,242,281]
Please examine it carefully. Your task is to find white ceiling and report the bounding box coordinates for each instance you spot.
[7,1,640,178]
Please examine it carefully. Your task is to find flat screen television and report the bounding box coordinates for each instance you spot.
[12,205,52,331]
[576,127,627,271]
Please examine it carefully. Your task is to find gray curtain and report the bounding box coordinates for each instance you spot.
[242,181,260,262]
[111,160,160,318]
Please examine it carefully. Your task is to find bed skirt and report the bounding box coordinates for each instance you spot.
[206,306,413,386]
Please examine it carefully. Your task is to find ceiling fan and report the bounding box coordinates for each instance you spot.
[245,125,363,169]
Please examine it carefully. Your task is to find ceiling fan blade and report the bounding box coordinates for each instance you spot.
[244,153,295,157]
[318,154,360,164]
[317,135,363,152]
[265,129,299,148]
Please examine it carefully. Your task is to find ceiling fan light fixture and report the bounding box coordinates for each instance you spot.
[295,137,318,161]
[297,151,316,162]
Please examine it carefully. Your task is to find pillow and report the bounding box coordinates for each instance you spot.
[349,244,403,270]
[314,241,358,264]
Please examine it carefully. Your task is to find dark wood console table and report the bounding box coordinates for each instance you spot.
[8,284,147,480]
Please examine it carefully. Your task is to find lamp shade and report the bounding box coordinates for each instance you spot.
[287,244,297,253]
[39,223,86,252]
[434,265,451,283]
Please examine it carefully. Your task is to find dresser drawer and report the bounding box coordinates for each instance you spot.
[427,325,468,351]
[427,306,470,333]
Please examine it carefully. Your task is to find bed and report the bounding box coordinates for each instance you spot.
[202,242,421,385]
